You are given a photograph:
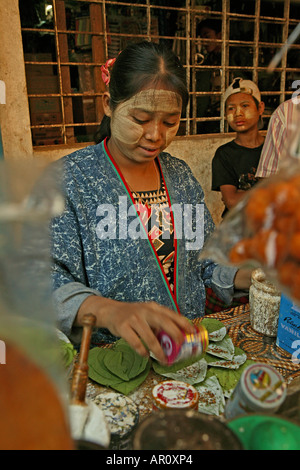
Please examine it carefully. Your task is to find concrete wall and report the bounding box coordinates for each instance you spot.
[0,1,231,224]
[0,0,33,161]
[167,135,232,224]
[32,134,231,224]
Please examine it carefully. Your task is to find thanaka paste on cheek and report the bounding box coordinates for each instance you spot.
[165,120,180,147]
[226,112,234,124]
[226,106,258,126]
[111,113,143,145]
[244,109,257,120]
[110,89,182,146]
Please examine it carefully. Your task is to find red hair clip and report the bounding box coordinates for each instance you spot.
[101,58,117,86]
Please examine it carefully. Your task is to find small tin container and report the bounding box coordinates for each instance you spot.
[157,324,208,365]
[152,380,199,411]
[224,363,287,420]
[93,392,139,450]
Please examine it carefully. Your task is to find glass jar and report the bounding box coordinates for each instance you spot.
[249,268,281,337]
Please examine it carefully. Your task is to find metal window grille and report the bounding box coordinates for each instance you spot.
[20,0,300,147]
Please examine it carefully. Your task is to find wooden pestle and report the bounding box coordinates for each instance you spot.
[70,313,96,406]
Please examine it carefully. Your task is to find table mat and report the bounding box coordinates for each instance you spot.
[88,304,300,386]
[204,304,300,384]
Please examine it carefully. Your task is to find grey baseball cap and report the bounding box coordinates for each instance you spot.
[224,77,261,104]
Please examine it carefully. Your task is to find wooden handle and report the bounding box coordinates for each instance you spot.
[71,313,96,406]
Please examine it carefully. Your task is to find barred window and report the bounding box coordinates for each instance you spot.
[19,0,300,148]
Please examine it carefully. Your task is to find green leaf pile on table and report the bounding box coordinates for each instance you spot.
[88,339,151,395]
[59,340,77,368]
[87,318,256,416]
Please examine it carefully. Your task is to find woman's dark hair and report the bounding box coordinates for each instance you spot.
[94,41,189,143]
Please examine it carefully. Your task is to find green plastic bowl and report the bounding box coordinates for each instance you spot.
[227,414,300,450]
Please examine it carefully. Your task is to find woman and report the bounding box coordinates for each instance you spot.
[51,41,250,363]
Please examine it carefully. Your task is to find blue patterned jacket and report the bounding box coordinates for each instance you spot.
[51,140,237,346]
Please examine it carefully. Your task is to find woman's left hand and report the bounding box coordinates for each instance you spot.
[234,267,252,290]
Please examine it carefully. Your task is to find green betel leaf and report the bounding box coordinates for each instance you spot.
[113,339,149,380]
[195,376,225,416]
[153,357,208,385]
[88,363,123,388]
[111,360,152,395]
[88,348,125,385]
[206,335,235,360]
[59,339,76,367]
[152,351,205,375]
[205,346,247,369]
[206,359,256,394]
[103,349,129,380]
[87,342,151,394]
[200,318,227,341]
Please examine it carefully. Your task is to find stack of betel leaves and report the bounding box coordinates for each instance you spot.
[59,340,77,368]
[88,339,151,395]
[88,318,256,416]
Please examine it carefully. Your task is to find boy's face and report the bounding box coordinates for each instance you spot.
[225,92,264,133]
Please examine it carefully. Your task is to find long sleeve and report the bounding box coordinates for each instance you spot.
[211,263,238,304]
[255,99,296,178]
[50,191,99,340]
[255,108,285,177]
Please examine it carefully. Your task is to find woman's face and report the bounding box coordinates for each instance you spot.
[225,93,264,133]
[103,86,182,165]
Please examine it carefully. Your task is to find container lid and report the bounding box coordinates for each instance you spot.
[251,268,281,295]
[152,380,199,409]
[241,363,287,409]
[228,414,300,450]
[93,392,139,437]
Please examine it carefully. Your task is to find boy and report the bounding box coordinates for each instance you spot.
[211,77,265,217]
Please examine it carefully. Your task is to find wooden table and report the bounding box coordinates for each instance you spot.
[84,304,300,420]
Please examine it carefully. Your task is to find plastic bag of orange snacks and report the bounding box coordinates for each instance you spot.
[200,120,300,303]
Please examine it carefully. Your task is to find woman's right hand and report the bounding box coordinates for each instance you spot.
[75,295,195,363]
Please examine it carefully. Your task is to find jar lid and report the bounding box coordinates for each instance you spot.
[241,363,287,409]
[152,380,199,409]
[251,268,281,295]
